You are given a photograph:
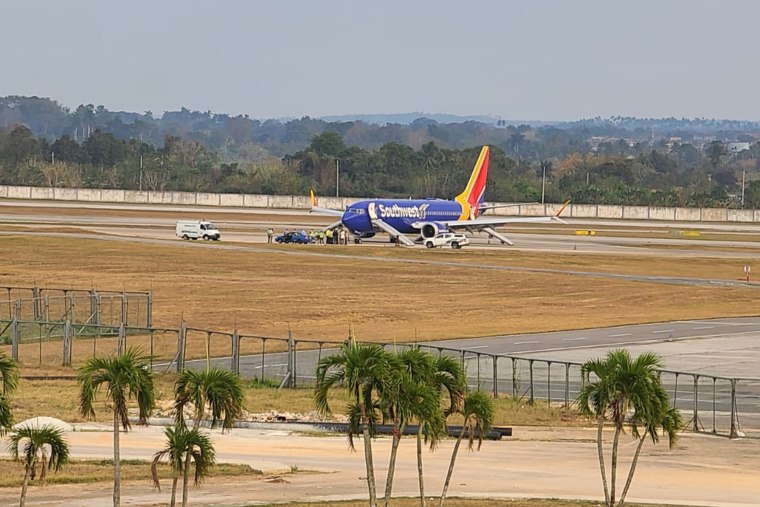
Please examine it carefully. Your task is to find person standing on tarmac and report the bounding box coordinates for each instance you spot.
[266,227,274,243]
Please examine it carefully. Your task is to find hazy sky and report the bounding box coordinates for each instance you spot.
[3,1,758,121]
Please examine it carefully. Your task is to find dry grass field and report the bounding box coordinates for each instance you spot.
[10,376,582,427]
[0,236,757,342]
[0,459,258,488]
[1,234,758,347]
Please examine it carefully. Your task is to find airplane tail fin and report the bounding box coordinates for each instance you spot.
[455,146,490,220]
[551,200,571,224]
[455,146,490,208]
[310,189,317,208]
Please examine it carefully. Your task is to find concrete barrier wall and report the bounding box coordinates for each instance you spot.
[196,192,220,206]
[571,204,598,218]
[649,207,675,221]
[270,195,294,208]
[243,194,268,207]
[622,206,648,219]
[701,208,728,222]
[78,189,102,202]
[597,206,623,219]
[220,194,245,207]
[124,190,149,203]
[675,208,701,221]
[54,188,78,201]
[727,209,755,222]
[5,186,32,199]
[2,184,760,223]
[29,187,54,200]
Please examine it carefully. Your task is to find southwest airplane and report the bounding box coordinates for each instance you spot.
[310,145,569,246]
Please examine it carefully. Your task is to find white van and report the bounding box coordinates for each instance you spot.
[176,220,221,241]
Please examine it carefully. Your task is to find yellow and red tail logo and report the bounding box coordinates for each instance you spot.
[455,146,490,220]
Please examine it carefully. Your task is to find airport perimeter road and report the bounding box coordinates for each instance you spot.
[425,316,760,377]
[186,317,760,381]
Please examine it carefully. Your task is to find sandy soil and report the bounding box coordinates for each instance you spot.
[0,424,757,506]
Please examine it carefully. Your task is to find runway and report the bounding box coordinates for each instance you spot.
[2,198,760,259]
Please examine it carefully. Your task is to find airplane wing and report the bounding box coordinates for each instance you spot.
[309,190,344,217]
[443,200,571,245]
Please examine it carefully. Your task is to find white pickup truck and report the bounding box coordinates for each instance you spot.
[424,232,470,249]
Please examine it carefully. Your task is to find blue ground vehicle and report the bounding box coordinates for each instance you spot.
[275,231,313,244]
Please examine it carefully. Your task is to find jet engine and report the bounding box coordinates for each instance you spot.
[420,222,448,239]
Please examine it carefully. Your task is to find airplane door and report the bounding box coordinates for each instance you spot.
[368,202,378,221]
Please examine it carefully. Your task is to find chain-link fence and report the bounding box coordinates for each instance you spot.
[1,286,758,439]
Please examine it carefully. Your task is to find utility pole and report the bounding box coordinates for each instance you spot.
[139,155,144,191]
[741,169,746,208]
[336,159,340,197]
[540,161,547,205]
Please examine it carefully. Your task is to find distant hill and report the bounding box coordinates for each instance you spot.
[318,112,501,125]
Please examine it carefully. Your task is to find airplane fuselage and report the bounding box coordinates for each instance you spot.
[341,199,472,236]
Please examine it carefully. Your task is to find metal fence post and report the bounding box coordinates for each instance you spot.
[529,359,535,405]
[118,322,126,354]
[10,314,19,361]
[564,363,570,408]
[32,286,41,321]
[287,330,295,388]
[492,355,498,399]
[729,379,738,439]
[672,373,679,408]
[121,291,127,326]
[692,375,699,432]
[177,320,186,373]
[511,358,517,398]
[62,320,72,366]
[146,292,153,329]
[547,361,552,405]
[231,328,240,375]
[260,338,267,383]
[89,289,100,327]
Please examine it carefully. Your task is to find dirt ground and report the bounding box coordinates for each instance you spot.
[0,424,757,507]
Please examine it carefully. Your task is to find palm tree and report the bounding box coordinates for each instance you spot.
[0,351,20,436]
[152,426,215,507]
[0,351,19,419]
[173,368,244,507]
[78,347,155,507]
[381,352,444,507]
[577,349,682,507]
[8,424,70,507]
[439,390,494,507]
[394,350,465,507]
[315,341,396,507]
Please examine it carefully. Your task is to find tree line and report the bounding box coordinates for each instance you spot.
[3,117,760,207]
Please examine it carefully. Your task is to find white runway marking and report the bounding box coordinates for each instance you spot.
[609,333,632,337]
[514,340,539,345]
[562,337,587,341]
[694,326,715,330]
[653,329,674,334]
[466,345,490,349]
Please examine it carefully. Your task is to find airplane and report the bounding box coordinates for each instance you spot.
[309,145,569,246]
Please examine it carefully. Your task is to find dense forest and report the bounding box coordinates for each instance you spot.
[2,95,760,207]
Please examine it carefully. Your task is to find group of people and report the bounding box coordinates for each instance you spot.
[265,227,351,244]
[325,227,350,245]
